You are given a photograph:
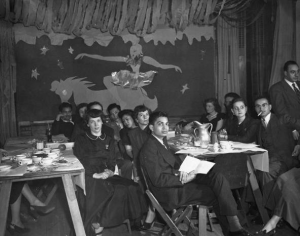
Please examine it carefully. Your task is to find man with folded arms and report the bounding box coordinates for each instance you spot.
[140,111,253,236]
[51,102,74,142]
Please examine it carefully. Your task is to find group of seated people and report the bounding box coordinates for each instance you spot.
[47,85,300,236]
[3,77,300,235]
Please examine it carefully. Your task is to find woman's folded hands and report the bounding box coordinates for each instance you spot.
[93,169,114,179]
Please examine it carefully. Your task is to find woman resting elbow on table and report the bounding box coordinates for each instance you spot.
[73,109,146,236]
[218,98,259,143]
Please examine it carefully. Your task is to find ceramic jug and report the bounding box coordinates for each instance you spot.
[193,121,213,148]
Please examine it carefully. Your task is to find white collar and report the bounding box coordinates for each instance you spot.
[262,113,271,126]
[152,134,165,146]
[285,79,299,90]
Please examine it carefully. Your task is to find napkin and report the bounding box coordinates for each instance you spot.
[0,165,27,176]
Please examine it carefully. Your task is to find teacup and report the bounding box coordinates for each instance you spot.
[220,141,233,150]
[19,158,33,165]
[15,154,27,161]
[48,153,58,159]
[32,156,42,164]
[43,148,51,154]
[40,158,53,165]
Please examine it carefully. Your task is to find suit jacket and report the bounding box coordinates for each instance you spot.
[140,135,220,212]
[269,80,300,131]
[257,114,295,168]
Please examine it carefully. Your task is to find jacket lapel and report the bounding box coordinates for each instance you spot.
[150,136,178,168]
[282,80,299,102]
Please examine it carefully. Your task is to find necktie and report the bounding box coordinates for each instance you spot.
[292,83,300,102]
[261,118,267,128]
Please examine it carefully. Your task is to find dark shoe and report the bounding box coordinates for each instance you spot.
[139,220,155,231]
[255,229,276,236]
[30,205,55,216]
[228,228,253,236]
[251,215,263,225]
[7,223,30,234]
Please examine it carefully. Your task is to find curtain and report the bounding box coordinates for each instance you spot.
[246,0,276,101]
[216,16,240,109]
[0,20,17,146]
[268,0,295,87]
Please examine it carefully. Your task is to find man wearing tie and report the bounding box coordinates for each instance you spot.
[254,96,300,208]
[140,111,253,236]
[269,60,300,142]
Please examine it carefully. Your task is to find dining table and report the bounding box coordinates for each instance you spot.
[167,135,270,225]
[0,136,86,236]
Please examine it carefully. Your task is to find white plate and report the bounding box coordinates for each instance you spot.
[0,165,12,172]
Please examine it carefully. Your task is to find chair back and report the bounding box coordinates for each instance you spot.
[140,166,150,191]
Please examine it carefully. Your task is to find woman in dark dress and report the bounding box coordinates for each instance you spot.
[73,109,146,236]
[200,98,225,132]
[219,98,259,143]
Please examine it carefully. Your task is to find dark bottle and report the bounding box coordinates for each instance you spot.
[46,127,52,143]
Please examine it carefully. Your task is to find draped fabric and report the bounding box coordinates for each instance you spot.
[246,0,276,100]
[216,16,240,106]
[269,0,295,88]
[0,20,17,146]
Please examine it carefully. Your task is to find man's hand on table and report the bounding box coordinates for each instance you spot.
[179,171,196,184]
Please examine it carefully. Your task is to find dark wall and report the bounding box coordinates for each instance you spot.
[16,35,215,121]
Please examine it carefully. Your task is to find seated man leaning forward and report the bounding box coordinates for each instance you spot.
[51,102,74,142]
[140,111,253,236]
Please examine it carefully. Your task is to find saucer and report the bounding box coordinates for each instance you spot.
[0,165,12,172]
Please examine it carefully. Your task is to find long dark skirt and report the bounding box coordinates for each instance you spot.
[265,168,300,231]
[84,175,146,235]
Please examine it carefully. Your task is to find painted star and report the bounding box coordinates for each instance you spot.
[40,46,49,55]
[68,46,74,54]
[181,84,189,94]
[31,68,40,79]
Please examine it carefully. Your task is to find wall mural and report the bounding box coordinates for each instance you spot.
[16,34,215,121]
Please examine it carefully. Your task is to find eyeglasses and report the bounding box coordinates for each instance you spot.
[255,103,269,109]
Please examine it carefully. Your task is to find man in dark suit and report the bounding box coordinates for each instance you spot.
[269,60,300,141]
[254,96,300,202]
[140,111,253,236]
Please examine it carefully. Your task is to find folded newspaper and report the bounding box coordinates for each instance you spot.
[179,155,215,174]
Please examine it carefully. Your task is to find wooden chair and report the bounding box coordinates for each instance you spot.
[18,121,33,136]
[141,167,214,236]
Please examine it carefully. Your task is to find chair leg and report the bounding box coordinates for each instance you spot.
[206,208,214,232]
[198,206,207,236]
[123,219,131,235]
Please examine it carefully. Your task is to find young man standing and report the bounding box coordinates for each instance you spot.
[269,60,300,141]
[140,111,253,236]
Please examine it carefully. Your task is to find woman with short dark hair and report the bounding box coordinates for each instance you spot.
[74,109,146,235]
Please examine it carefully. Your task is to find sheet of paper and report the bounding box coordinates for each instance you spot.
[176,148,208,155]
[179,155,215,174]
[231,142,259,149]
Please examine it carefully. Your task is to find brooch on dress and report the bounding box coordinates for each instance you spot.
[105,144,109,150]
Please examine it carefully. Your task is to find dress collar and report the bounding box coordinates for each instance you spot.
[85,129,106,141]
